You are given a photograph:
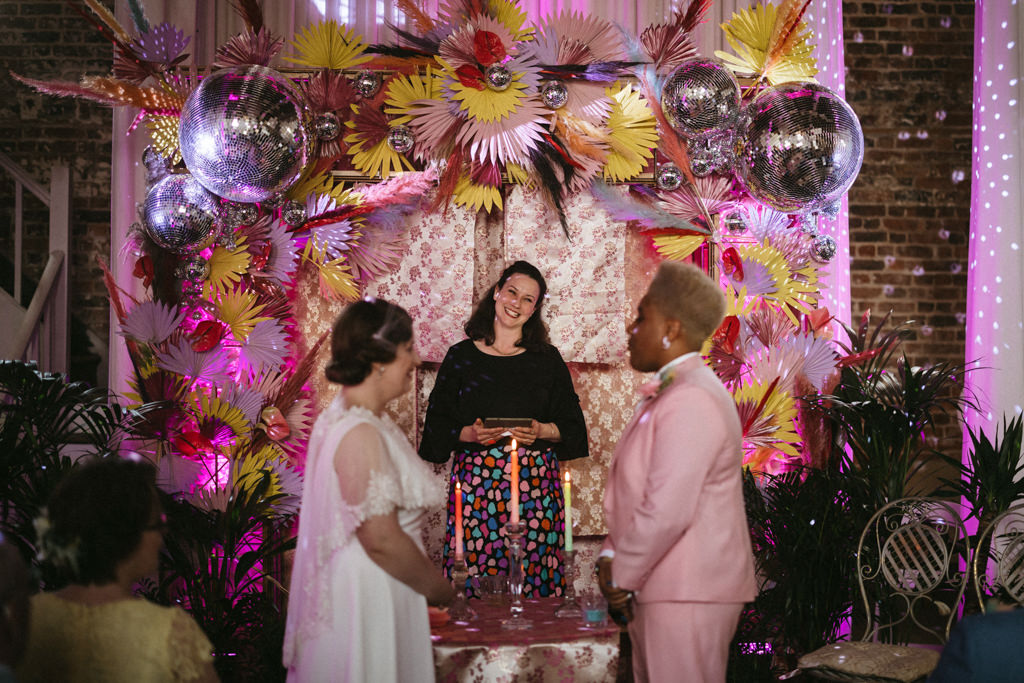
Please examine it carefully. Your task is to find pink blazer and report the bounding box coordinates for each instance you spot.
[602,355,757,604]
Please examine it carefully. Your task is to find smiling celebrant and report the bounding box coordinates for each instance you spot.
[419,261,589,597]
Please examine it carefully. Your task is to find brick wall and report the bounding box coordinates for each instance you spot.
[842,0,974,462]
[0,0,114,386]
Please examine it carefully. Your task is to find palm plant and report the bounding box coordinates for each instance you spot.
[733,467,874,675]
[805,313,977,507]
[0,360,162,571]
[939,413,1024,527]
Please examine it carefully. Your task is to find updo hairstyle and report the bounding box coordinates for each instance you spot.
[325,298,413,386]
[40,457,159,586]
[646,261,727,347]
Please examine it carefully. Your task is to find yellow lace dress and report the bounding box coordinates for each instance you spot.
[17,593,214,682]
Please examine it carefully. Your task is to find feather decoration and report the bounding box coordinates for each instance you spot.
[81,0,132,44]
[345,209,411,283]
[553,114,608,164]
[81,76,185,112]
[678,0,713,33]
[397,0,436,34]
[383,24,443,57]
[761,0,814,83]
[432,144,466,212]
[230,0,264,33]
[355,167,437,208]
[537,61,641,82]
[11,73,124,106]
[636,73,695,187]
[528,137,576,239]
[590,181,702,231]
[127,0,150,33]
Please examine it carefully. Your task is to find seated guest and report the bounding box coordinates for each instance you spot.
[16,457,218,683]
[928,608,1024,683]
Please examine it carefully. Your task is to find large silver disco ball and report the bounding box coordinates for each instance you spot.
[143,173,220,254]
[179,65,309,203]
[661,58,741,139]
[737,82,864,213]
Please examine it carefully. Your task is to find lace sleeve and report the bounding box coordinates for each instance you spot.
[167,608,216,682]
[333,420,403,524]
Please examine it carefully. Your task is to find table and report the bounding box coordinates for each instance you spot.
[431,598,621,682]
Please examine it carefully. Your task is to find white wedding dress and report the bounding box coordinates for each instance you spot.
[283,394,444,682]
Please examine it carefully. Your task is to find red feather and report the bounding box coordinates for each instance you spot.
[678,0,713,33]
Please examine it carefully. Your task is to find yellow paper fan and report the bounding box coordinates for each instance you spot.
[286,170,334,201]
[385,68,443,124]
[145,115,181,164]
[733,380,801,458]
[713,3,817,86]
[286,20,373,70]
[453,175,503,212]
[445,61,532,123]
[232,447,288,499]
[699,284,759,357]
[739,241,821,324]
[192,391,252,439]
[488,0,534,41]
[303,241,359,301]
[217,289,270,341]
[602,82,657,182]
[204,238,251,298]
[652,233,707,262]
[344,125,415,178]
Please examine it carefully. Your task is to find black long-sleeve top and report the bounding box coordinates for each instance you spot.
[418,339,589,463]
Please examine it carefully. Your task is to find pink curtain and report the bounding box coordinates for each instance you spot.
[964,2,1024,436]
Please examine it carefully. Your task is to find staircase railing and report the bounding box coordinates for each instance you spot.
[0,150,70,374]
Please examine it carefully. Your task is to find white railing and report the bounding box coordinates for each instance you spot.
[0,150,69,375]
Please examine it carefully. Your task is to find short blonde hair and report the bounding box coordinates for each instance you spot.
[646,261,726,347]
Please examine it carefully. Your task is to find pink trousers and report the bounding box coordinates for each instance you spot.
[628,601,744,683]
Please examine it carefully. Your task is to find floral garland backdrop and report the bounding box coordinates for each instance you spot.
[16,0,868,560]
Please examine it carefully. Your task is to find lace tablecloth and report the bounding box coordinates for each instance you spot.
[431,598,620,682]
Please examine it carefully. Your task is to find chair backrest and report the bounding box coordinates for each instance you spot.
[855,497,969,644]
[972,508,1024,611]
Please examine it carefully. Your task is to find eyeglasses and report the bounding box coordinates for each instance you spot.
[145,513,169,533]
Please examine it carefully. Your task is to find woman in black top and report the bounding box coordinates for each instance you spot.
[419,261,589,596]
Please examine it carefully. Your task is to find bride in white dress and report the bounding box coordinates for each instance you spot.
[283,299,454,682]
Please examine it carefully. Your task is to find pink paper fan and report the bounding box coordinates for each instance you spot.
[659,175,738,223]
[239,319,290,374]
[345,218,411,284]
[406,98,466,161]
[156,339,232,383]
[220,380,266,425]
[213,27,283,68]
[455,95,550,166]
[135,22,191,65]
[120,300,185,344]
[640,23,699,77]
[746,304,794,349]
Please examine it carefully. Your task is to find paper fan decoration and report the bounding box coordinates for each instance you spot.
[725,242,822,324]
[156,339,232,383]
[639,0,707,77]
[144,114,181,163]
[204,239,251,297]
[193,392,252,442]
[303,69,357,165]
[714,1,818,87]
[238,319,290,374]
[652,233,707,262]
[345,100,416,178]
[659,175,738,225]
[120,300,185,344]
[602,83,657,182]
[285,20,372,70]
[453,171,503,212]
[217,289,271,341]
[303,241,359,301]
[214,28,283,68]
[734,378,801,459]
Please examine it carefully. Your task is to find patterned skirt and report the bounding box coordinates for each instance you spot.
[443,443,566,597]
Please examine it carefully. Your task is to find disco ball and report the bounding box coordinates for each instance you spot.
[486,64,512,91]
[143,173,220,254]
[281,200,307,227]
[656,164,683,191]
[234,203,259,226]
[541,81,568,109]
[353,70,382,99]
[737,82,864,213]
[387,125,415,154]
[662,58,741,139]
[179,65,309,203]
[313,112,341,141]
[810,233,838,263]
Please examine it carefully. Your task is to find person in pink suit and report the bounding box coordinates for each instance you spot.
[597,261,757,683]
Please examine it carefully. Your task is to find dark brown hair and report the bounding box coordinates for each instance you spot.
[325,297,413,385]
[463,260,550,352]
[42,457,159,586]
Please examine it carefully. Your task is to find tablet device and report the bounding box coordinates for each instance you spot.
[482,417,534,429]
